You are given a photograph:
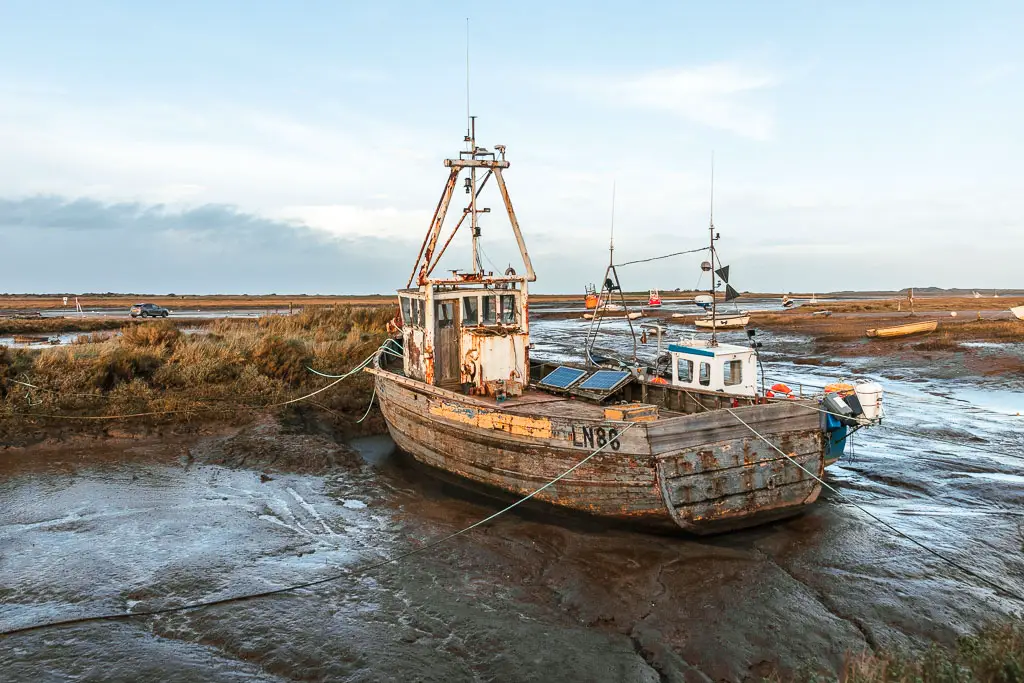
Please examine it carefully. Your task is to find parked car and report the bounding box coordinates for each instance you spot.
[129,303,170,318]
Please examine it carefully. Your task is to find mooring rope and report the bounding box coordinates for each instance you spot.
[724,408,1024,602]
[0,421,638,639]
[355,386,377,423]
[786,400,1024,465]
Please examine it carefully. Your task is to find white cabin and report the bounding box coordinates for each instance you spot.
[668,339,757,397]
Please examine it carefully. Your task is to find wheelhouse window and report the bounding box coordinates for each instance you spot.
[400,297,412,325]
[482,295,497,324]
[724,360,743,386]
[408,299,425,327]
[676,357,693,383]
[699,362,711,386]
[500,294,517,324]
[463,296,479,325]
[436,301,455,328]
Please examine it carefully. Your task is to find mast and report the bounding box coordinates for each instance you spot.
[469,117,481,273]
[709,155,718,346]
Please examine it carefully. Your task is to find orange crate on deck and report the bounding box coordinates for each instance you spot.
[603,403,659,422]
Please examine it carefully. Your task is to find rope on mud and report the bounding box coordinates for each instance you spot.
[0,422,638,639]
[615,246,709,268]
[787,400,1024,465]
[881,423,1024,464]
[725,408,1024,603]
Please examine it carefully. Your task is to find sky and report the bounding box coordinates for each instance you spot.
[0,1,1021,295]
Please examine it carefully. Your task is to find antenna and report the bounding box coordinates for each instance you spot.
[465,17,471,146]
[709,152,715,228]
[610,180,616,259]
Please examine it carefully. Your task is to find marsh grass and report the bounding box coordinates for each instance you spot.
[0,305,395,440]
[764,618,1024,682]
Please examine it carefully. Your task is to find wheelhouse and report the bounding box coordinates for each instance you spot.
[668,339,756,398]
[397,283,528,395]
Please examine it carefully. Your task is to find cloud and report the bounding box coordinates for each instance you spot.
[0,196,413,294]
[566,62,780,140]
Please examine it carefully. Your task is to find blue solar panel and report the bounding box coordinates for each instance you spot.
[539,366,588,389]
[578,370,631,391]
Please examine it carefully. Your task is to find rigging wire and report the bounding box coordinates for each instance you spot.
[725,408,1024,603]
[0,422,638,639]
[614,246,710,268]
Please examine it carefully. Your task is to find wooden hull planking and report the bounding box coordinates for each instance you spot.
[370,366,825,534]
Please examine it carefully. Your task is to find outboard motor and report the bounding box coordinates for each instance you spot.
[823,393,859,426]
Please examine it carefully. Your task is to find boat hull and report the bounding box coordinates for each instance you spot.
[694,315,750,329]
[866,320,938,338]
[369,365,826,534]
[1011,306,1024,321]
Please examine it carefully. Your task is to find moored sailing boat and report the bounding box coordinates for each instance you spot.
[368,122,884,533]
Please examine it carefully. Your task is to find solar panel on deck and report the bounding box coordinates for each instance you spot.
[539,366,588,389]
[577,370,631,392]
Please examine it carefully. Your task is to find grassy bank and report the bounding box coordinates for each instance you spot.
[0,317,131,335]
[0,305,396,444]
[770,618,1024,682]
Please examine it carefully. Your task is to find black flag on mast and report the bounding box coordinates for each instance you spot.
[725,284,740,301]
[715,265,730,283]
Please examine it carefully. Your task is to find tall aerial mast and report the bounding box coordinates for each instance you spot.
[708,154,719,347]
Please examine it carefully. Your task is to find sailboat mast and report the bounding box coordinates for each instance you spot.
[709,155,718,346]
[609,181,616,267]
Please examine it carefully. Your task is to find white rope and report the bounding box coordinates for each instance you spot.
[356,386,377,423]
[724,408,1024,602]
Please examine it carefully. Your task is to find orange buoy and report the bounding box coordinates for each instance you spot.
[770,383,792,394]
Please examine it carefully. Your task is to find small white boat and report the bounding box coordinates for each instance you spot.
[1011,305,1024,321]
[648,289,662,307]
[694,294,713,310]
[694,313,750,329]
[781,296,795,308]
[584,311,642,321]
[809,293,818,305]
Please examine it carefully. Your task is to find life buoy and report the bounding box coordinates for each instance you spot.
[650,376,668,385]
[824,382,855,397]
[770,383,792,395]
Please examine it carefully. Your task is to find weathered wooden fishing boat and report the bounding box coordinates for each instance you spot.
[866,320,938,338]
[367,123,884,534]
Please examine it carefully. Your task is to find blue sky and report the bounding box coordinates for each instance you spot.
[0,1,1021,294]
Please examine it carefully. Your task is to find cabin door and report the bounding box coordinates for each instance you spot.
[434,300,460,387]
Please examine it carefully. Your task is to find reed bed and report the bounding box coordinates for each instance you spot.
[0,305,396,441]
